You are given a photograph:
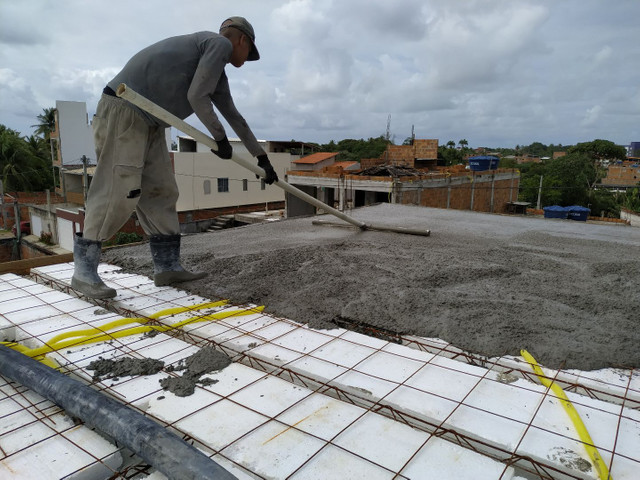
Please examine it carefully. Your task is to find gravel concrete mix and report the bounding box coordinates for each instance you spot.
[103,204,640,371]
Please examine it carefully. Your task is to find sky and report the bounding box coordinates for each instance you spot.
[1,0,639,149]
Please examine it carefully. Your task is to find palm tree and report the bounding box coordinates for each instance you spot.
[458,139,468,149]
[31,107,56,140]
[446,140,456,149]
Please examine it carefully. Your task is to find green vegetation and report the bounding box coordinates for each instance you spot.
[104,232,144,246]
[0,124,53,192]
[516,139,631,217]
[317,136,391,163]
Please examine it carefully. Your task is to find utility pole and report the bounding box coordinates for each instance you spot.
[82,155,89,204]
[0,180,7,229]
[536,175,543,210]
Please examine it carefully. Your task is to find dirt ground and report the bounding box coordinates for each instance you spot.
[103,204,640,371]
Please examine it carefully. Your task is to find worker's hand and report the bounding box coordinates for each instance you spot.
[256,155,278,185]
[212,136,232,159]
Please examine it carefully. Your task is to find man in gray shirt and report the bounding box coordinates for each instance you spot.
[72,16,278,299]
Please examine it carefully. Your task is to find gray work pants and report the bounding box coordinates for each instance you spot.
[83,94,180,241]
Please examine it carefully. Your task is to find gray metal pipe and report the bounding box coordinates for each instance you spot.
[0,345,237,480]
[115,83,430,237]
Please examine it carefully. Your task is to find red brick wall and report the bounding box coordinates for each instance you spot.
[412,176,518,214]
[413,139,438,159]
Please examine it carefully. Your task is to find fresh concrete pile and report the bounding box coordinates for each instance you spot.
[104,204,640,371]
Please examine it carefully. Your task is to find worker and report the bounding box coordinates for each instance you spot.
[72,16,278,299]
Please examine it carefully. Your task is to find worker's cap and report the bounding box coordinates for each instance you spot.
[220,16,260,61]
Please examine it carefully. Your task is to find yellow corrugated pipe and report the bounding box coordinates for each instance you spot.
[521,349,612,480]
[2,301,264,367]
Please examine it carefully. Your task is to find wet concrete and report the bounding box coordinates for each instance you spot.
[103,204,640,371]
[159,347,231,397]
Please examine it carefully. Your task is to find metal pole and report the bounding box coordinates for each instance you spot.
[115,84,430,237]
[82,155,89,204]
[536,175,543,210]
[0,180,7,229]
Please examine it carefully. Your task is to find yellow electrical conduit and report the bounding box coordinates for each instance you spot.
[521,349,612,480]
[2,301,264,369]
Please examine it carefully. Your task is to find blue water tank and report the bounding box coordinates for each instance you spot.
[543,205,569,219]
[567,205,590,221]
[468,155,499,171]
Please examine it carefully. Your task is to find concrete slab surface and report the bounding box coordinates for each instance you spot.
[103,204,640,371]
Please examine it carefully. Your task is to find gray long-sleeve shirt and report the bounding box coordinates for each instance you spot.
[108,31,265,157]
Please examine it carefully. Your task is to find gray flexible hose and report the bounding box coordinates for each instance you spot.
[0,345,237,480]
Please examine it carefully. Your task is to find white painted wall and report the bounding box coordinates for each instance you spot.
[57,216,78,251]
[56,101,96,166]
[174,149,290,212]
[621,209,640,227]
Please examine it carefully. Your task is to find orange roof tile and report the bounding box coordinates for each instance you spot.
[293,152,339,164]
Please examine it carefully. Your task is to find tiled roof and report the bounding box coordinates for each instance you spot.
[293,152,339,164]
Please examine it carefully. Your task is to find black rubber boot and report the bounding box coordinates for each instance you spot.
[149,234,207,287]
[71,233,117,299]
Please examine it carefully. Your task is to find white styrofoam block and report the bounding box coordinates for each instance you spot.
[199,363,268,398]
[332,369,398,401]
[250,342,303,367]
[229,376,310,418]
[271,327,334,354]
[400,437,515,480]
[354,350,424,384]
[311,338,376,368]
[404,362,482,403]
[0,317,15,341]
[520,393,640,479]
[385,384,459,423]
[149,388,223,424]
[173,399,268,451]
[221,420,326,479]
[32,263,74,275]
[0,409,122,480]
[382,341,436,363]
[333,412,429,472]
[250,320,298,341]
[276,393,364,441]
[209,454,258,480]
[287,355,348,385]
[6,277,37,288]
[339,330,389,349]
[447,403,530,453]
[463,377,546,430]
[228,313,279,334]
[289,444,397,479]
[0,287,29,302]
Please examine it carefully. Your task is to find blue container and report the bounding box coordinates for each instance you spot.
[468,155,499,171]
[543,205,569,219]
[567,205,590,221]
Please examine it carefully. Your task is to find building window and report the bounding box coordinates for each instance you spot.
[243,179,248,191]
[203,180,211,195]
[218,178,229,193]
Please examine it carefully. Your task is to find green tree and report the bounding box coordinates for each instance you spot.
[319,136,391,163]
[437,145,463,166]
[568,139,626,162]
[31,107,56,140]
[0,125,53,191]
[458,139,468,149]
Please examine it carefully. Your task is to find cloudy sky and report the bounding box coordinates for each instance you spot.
[1,0,638,149]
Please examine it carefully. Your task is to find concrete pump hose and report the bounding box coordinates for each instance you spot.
[0,344,237,480]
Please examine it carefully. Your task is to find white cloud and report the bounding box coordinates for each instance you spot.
[0,0,638,147]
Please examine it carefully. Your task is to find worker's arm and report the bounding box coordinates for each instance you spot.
[210,73,266,158]
[186,36,232,145]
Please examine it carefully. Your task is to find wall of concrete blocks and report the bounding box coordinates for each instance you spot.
[399,175,519,214]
